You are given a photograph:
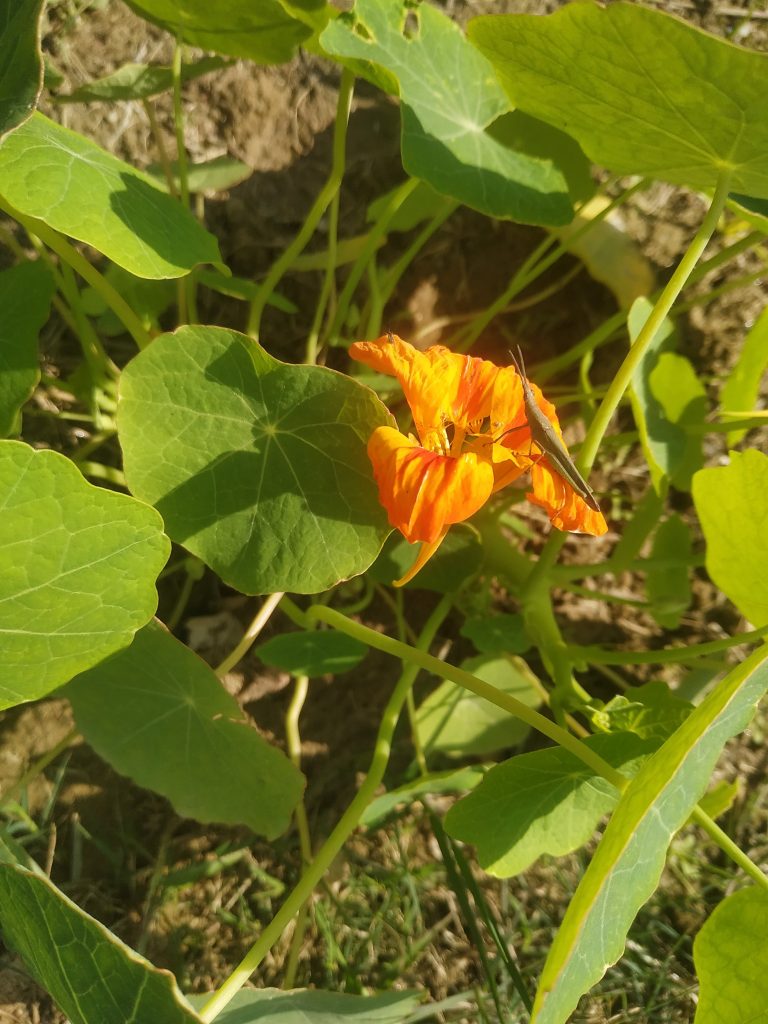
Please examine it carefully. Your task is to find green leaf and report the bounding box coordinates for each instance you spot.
[320,0,573,226]
[0,0,43,138]
[469,3,768,196]
[628,298,706,491]
[367,180,452,234]
[67,621,303,837]
[720,305,768,445]
[0,261,54,436]
[693,449,768,627]
[0,112,223,279]
[361,765,486,829]
[530,644,768,1024]
[255,630,367,676]
[149,155,252,194]
[81,265,175,337]
[0,864,201,1024]
[191,987,420,1023]
[591,683,692,744]
[118,326,391,594]
[416,655,541,758]
[444,733,649,878]
[647,516,693,629]
[0,441,169,710]
[123,0,313,63]
[57,55,230,103]
[460,613,530,656]
[368,524,482,592]
[694,886,768,1024]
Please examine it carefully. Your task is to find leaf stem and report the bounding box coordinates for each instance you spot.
[247,70,355,341]
[198,594,454,1022]
[570,623,768,665]
[214,592,284,676]
[690,807,768,891]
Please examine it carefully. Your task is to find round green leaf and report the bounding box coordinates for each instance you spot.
[123,0,313,63]
[0,863,202,1024]
[321,0,574,226]
[57,56,230,103]
[470,3,768,196]
[255,630,367,676]
[0,113,223,279]
[694,887,768,1024]
[0,0,43,138]
[0,441,169,709]
[118,326,392,594]
[0,261,54,437]
[67,621,304,838]
[693,449,768,628]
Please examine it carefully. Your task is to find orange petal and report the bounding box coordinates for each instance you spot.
[392,531,448,588]
[528,460,608,536]
[368,426,494,544]
[350,335,499,440]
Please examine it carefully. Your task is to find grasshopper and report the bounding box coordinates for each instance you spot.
[504,346,601,514]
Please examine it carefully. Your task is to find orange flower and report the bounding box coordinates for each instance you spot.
[351,334,607,584]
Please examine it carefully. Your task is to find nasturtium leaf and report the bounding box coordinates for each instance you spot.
[693,449,768,628]
[320,0,573,226]
[0,261,54,436]
[0,0,43,138]
[367,180,452,234]
[0,441,169,710]
[191,987,419,1023]
[0,113,223,279]
[591,683,692,745]
[416,655,541,758]
[67,621,304,837]
[255,630,367,676]
[148,156,252,195]
[694,778,739,823]
[81,265,175,337]
[361,765,486,828]
[0,863,202,1024]
[647,516,693,629]
[118,326,392,594]
[368,525,482,592]
[469,3,768,197]
[531,643,768,1024]
[720,305,768,445]
[650,353,707,490]
[58,56,230,103]
[123,0,313,64]
[445,733,649,878]
[694,887,768,1024]
[460,613,530,656]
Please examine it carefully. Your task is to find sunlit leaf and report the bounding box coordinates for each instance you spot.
[693,449,768,627]
[0,0,43,137]
[57,56,230,103]
[416,655,541,757]
[445,733,649,878]
[255,630,367,676]
[650,353,707,490]
[191,987,419,1023]
[470,3,768,196]
[694,887,768,1024]
[118,326,391,594]
[720,305,768,445]
[361,765,486,828]
[591,683,692,745]
[0,863,202,1024]
[0,441,169,709]
[647,516,692,629]
[124,0,314,63]
[67,621,304,838]
[321,0,573,225]
[0,262,54,436]
[531,644,768,1024]
[0,113,223,279]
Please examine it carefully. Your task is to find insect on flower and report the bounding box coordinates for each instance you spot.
[350,333,607,585]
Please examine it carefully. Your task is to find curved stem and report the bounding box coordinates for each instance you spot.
[570,623,768,665]
[214,592,284,676]
[691,807,768,891]
[172,41,190,209]
[247,70,354,341]
[305,190,339,364]
[199,593,454,1022]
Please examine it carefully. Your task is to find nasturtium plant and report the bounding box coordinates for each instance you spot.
[57,55,231,104]
[0,441,169,708]
[0,0,43,137]
[118,325,392,593]
[0,261,54,436]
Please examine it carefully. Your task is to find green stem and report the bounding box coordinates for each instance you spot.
[172,41,190,209]
[691,807,768,891]
[247,70,354,341]
[571,623,768,665]
[198,593,454,1022]
[305,190,340,364]
[214,592,284,677]
[142,98,178,199]
[57,262,116,381]
[0,199,152,350]
[285,675,313,865]
[307,606,625,787]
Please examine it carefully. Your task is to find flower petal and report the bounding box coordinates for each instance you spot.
[528,461,608,536]
[368,426,494,544]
